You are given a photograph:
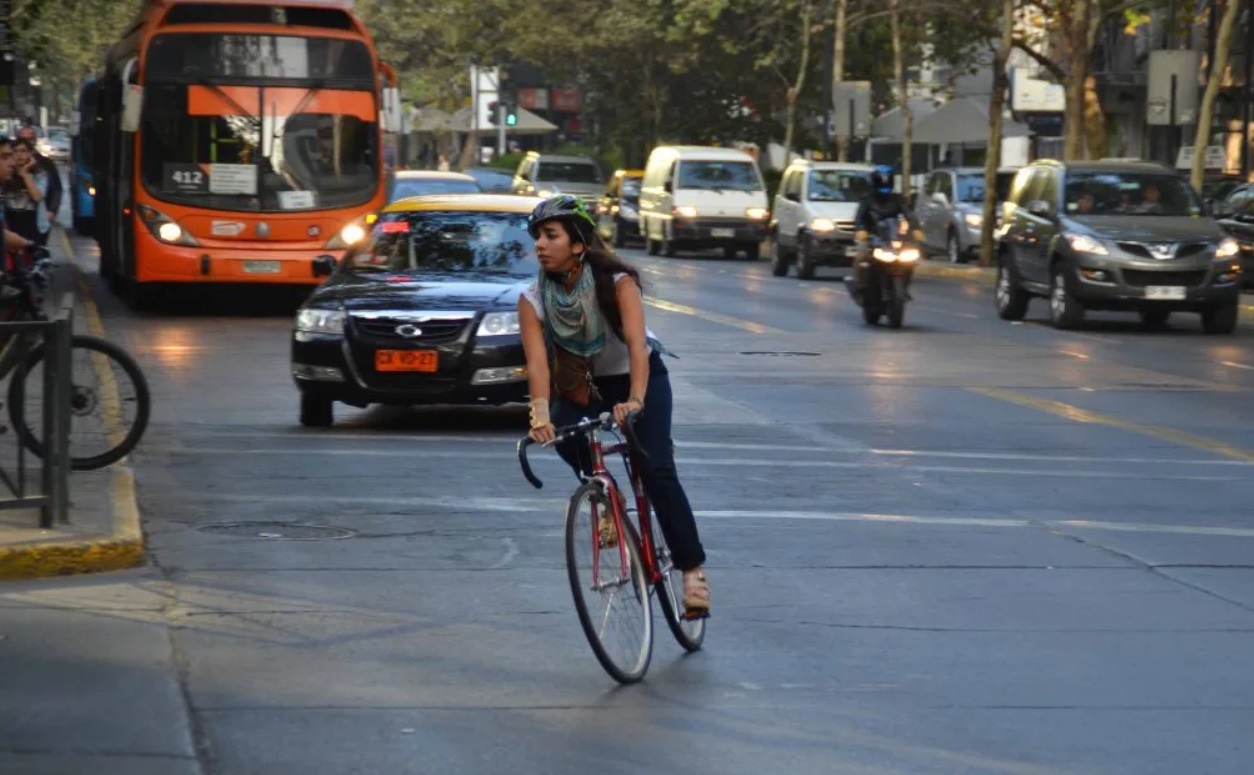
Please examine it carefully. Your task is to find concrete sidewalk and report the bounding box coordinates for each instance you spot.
[0,226,144,579]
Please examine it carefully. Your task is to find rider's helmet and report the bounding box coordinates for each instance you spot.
[871,165,895,195]
[527,194,598,243]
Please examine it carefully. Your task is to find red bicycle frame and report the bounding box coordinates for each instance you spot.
[581,426,664,587]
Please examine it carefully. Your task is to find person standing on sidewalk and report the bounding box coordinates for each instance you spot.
[16,125,62,225]
[6,139,51,247]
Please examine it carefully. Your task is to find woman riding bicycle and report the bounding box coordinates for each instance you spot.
[519,195,710,619]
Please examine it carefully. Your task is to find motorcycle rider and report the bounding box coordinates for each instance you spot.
[851,165,921,293]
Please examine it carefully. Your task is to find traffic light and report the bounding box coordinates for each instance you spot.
[486,100,500,126]
[503,99,518,127]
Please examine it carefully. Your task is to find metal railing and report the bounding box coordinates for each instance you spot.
[0,309,73,529]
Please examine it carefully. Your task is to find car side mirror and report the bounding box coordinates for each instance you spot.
[1026,199,1054,218]
[312,254,338,277]
[663,180,673,193]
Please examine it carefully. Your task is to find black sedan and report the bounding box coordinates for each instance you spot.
[291,194,543,427]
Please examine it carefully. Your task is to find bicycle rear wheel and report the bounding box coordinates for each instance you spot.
[10,334,151,470]
[650,514,705,652]
[565,482,653,684]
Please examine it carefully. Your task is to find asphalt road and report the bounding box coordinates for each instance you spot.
[18,236,1254,774]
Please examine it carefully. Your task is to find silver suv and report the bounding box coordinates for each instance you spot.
[769,160,874,279]
[996,160,1241,333]
[511,152,603,204]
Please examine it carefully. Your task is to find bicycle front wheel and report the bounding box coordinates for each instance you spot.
[565,482,653,684]
[10,334,151,470]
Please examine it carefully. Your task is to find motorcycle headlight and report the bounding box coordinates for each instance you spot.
[477,311,521,337]
[1064,233,1109,255]
[872,247,897,262]
[1215,237,1240,258]
[295,308,346,335]
[898,247,921,262]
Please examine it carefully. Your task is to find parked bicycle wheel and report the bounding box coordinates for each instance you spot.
[565,481,653,684]
[9,334,151,470]
[649,514,705,653]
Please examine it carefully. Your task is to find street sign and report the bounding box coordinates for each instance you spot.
[1147,50,1200,126]
[832,81,871,139]
[1174,145,1227,171]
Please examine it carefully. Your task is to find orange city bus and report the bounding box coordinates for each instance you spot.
[91,0,400,307]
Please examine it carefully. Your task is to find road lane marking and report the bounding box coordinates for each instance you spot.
[643,297,781,334]
[150,446,1244,480]
[185,493,1254,539]
[150,431,1254,466]
[970,386,1254,462]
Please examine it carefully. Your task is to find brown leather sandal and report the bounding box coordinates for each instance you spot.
[681,571,710,620]
[597,490,627,548]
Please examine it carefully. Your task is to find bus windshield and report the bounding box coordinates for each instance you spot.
[139,33,379,213]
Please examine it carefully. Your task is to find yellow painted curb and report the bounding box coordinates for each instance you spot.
[0,230,146,581]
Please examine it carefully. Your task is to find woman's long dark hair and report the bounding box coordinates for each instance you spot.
[557,218,643,338]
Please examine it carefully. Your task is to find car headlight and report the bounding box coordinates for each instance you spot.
[810,218,837,232]
[1064,233,1108,255]
[674,206,698,218]
[323,221,368,250]
[746,207,769,219]
[138,204,199,246]
[964,212,983,229]
[1216,237,1240,258]
[477,311,520,337]
[295,308,346,335]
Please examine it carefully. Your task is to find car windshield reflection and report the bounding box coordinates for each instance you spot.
[351,211,538,276]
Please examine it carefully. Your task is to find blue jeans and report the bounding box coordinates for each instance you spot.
[550,352,706,571]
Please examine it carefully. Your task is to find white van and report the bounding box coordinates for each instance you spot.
[638,146,770,259]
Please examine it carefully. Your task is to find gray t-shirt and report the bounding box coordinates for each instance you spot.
[520,272,653,377]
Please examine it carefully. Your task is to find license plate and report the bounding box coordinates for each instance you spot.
[710,228,735,238]
[375,350,438,373]
[1145,286,1186,300]
[243,260,281,274]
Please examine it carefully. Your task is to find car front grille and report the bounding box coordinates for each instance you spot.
[1121,269,1209,288]
[1117,241,1211,259]
[834,220,856,233]
[350,316,470,344]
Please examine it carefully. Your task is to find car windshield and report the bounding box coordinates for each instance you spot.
[1064,172,1203,217]
[807,170,871,202]
[390,179,481,200]
[350,211,538,275]
[677,160,762,191]
[536,162,601,184]
[621,179,642,201]
[956,175,989,202]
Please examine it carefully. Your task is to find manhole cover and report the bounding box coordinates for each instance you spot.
[196,522,356,541]
[739,351,820,357]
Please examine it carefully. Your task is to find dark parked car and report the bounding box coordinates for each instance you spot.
[291,194,542,427]
[995,160,1241,333]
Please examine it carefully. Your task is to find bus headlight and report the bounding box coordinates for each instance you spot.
[324,221,368,250]
[138,205,199,246]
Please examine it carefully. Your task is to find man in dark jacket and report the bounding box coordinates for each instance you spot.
[16,126,62,225]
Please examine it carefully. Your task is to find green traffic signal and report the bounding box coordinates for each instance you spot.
[505,112,518,127]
